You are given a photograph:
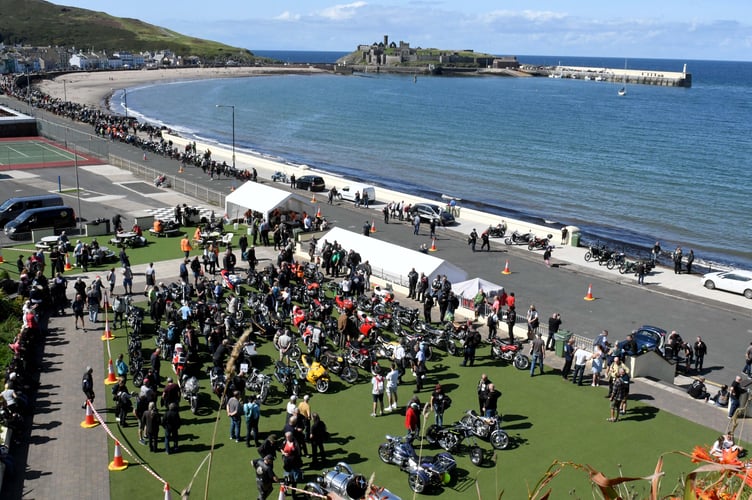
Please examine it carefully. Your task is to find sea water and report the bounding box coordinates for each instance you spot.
[120,55,752,269]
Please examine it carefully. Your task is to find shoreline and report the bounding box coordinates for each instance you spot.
[33,69,739,271]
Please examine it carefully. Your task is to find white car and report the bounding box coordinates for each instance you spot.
[701,270,752,299]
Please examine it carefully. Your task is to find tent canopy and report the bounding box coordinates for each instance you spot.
[224,181,308,222]
[452,277,505,300]
[319,227,467,284]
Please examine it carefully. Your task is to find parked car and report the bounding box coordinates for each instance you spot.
[701,270,752,299]
[631,325,667,355]
[296,175,326,192]
[409,203,455,225]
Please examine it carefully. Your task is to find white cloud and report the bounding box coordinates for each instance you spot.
[484,9,567,24]
[274,11,301,22]
[317,1,368,21]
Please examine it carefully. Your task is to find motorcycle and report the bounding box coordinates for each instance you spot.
[488,224,507,238]
[378,434,457,493]
[618,258,655,275]
[245,367,272,403]
[504,230,533,245]
[426,421,485,466]
[413,323,458,356]
[318,346,359,383]
[181,374,199,414]
[297,354,330,393]
[345,343,378,372]
[584,244,612,265]
[606,251,626,270]
[489,338,530,370]
[274,361,300,397]
[459,410,510,450]
[208,366,228,409]
[527,234,553,251]
[304,462,401,500]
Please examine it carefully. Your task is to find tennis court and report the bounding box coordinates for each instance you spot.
[0,137,101,169]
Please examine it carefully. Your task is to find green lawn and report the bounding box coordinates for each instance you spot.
[100,308,721,500]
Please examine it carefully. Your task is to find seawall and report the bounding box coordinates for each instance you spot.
[526,64,692,88]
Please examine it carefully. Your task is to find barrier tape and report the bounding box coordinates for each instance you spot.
[87,401,167,487]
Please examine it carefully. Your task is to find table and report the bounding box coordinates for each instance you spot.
[111,232,140,247]
[35,235,60,250]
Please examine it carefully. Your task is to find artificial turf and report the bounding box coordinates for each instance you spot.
[99,307,722,500]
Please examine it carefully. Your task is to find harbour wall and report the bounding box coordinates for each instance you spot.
[526,64,692,88]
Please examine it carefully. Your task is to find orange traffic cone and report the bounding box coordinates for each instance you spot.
[311,193,317,204]
[64,253,72,270]
[178,164,184,173]
[501,260,512,275]
[108,440,129,471]
[278,484,286,500]
[80,401,99,428]
[428,238,437,252]
[101,319,115,341]
[104,359,118,385]
[315,206,322,218]
[143,152,147,161]
[164,483,172,500]
[370,220,376,233]
[584,283,595,301]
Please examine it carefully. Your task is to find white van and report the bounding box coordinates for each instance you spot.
[338,183,376,204]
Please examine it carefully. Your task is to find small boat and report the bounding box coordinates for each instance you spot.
[618,60,628,96]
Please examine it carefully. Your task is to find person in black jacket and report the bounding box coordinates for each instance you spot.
[162,402,181,454]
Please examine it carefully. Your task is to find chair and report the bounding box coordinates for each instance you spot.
[221,233,234,247]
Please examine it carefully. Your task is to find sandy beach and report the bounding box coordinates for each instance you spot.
[35,66,328,110]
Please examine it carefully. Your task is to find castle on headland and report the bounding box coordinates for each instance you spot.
[349,35,519,69]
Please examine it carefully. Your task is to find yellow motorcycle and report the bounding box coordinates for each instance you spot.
[297,354,330,393]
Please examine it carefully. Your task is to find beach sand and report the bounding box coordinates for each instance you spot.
[35,67,327,110]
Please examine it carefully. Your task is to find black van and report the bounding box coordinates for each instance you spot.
[4,206,76,240]
[0,194,64,227]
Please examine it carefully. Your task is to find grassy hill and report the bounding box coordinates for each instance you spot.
[0,0,252,60]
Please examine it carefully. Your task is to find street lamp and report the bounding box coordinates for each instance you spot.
[215,104,236,169]
[123,87,128,119]
[62,79,67,102]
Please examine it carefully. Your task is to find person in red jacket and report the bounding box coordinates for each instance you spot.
[405,398,421,442]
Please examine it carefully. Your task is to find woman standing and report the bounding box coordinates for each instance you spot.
[591,345,604,387]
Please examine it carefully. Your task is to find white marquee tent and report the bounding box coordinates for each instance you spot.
[224,181,308,222]
[451,277,505,311]
[319,227,467,284]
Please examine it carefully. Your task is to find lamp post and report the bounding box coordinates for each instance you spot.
[215,104,235,170]
[123,87,128,119]
[63,79,67,102]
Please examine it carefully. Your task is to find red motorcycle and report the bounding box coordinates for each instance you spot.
[489,338,530,370]
[527,234,553,251]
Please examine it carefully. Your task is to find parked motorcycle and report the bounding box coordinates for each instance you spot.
[527,234,553,251]
[377,434,457,493]
[305,462,400,500]
[297,354,331,393]
[459,410,510,450]
[489,338,530,370]
[488,224,507,238]
[619,259,655,275]
[208,366,228,409]
[181,374,199,414]
[504,230,533,245]
[426,421,484,465]
[245,368,272,403]
[274,361,300,397]
[345,343,379,372]
[584,244,612,265]
[318,346,359,383]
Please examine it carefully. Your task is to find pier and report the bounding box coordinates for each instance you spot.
[524,63,692,88]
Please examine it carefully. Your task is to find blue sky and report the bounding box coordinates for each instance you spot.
[61,0,751,60]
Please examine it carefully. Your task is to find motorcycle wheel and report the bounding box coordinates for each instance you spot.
[408,472,427,493]
[424,345,434,362]
[378,443,392,464]
[504,237,512,245]
[584,251,592,262]
[315,378,329,393]
[341,366,359,384]
[474,420,489,438]
[328,358,343,373]
[288,346,302,362]
[606,259,616,270]
[527,242,535,251]
[491,430,510,450]
[426,424,440,445]
[446,340,457,356]
[291,382,300,397]
[190,396,198,414]
[618,263,628,274]
[514,354,531,370]
[438,433,459,451]
[260,383,270,403]
[132,371,144,387]
[470,446,483,466]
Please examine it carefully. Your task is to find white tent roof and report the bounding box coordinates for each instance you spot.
[319,227,467,284]
[224,181,307,221]
[452,277,505,300]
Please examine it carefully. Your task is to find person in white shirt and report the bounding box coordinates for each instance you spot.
[385,363,400,411]
[371,369,385,417]
[572,347,592,386]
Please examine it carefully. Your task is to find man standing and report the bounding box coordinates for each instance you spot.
[162,402,181,454]
[729,375,744,419]
[572,346,592,386]
[385,363,400,412]
[561,337,575,381]
[150,348,162,386]
[546,312,562,351]
[506,306,517,344]
[694,336,707,372]
[423,294,434,324]
[529,333,545,377]
[227,391,241,442]
[477,374,492,414]
[635,260,646,285]
[468,228,478,252]
[143,401,162,452]
[81,366,95,409]
[673,246,683,274]
[461,327,481,367]
[608,368,627,422]
[405,399,421,442]
[362,220,371,237]
[686,249,695,274]
[180,235,192,259]
[253,455,278,500]
[371,369,386,417]
[407,268,418,299]
[482,383,501,418]
[412,214,421,235]
[244,395,261,447]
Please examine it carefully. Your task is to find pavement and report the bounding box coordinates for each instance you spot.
[2,97,751,498]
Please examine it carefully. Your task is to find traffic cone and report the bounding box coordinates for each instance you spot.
[501,260,512,275]
[104,359,118,385]
[278,484,286,500]
[80,401,99,428]
[143,152,147,161]
[108,440,129,471]
[178,164,184,173]
[101,319,115,341]
[370,220,376,233]
[311,193,317,203]
[164,483,172,500]
[64,253,72,270]
[315,206,321,218]
[584,283,595,301]
[428,238,437,252]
